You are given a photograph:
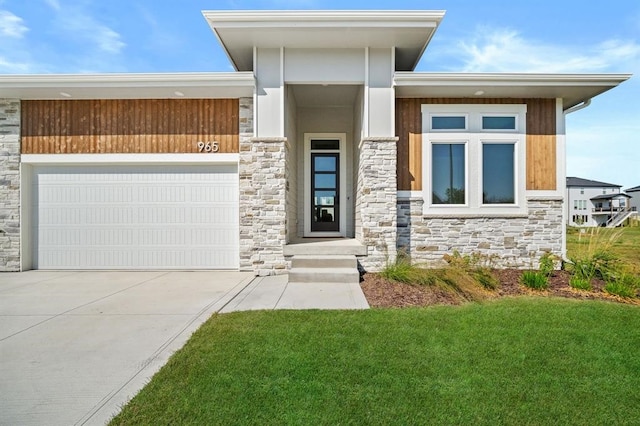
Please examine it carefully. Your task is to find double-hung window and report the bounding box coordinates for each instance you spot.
[421,104,527,215]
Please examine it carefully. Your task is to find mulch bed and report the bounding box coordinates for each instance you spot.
[360,269,638,308]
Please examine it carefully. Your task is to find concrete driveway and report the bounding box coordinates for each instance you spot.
[0,270,254,426]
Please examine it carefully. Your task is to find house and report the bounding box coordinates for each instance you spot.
[626,185,640,215]
[0,10,631,275]
[566,177,635,227]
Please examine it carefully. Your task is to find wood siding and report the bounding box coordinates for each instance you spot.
[21,99,239,154]
[395,98,557,191]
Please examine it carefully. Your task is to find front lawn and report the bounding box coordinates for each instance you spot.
[111,298,640,425]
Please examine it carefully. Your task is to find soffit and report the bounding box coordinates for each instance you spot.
[291,84,360,107]
[394,72,632,110]
[203,10,445,72]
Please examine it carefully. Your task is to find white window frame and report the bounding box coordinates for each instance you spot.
[421,104,527,216]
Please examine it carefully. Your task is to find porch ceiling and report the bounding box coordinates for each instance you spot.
[290,84,360,107]
[203,10,445,72]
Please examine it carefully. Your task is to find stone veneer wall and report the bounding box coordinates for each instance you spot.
[356,137,398,271]
[239,103,288,275]
[397,197,564,268]
[0,99,20,271]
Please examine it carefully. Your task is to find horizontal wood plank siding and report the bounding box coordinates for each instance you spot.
[395,98,557,191]
[21,99,239,154]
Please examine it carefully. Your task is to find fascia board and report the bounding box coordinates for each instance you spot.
[202,10,445,27]
[0,72,255,87]
[0,72,256,100]
[394,72,632,87]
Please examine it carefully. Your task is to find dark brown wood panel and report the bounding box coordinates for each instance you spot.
[395,98,557,191]
[21,99,239,154]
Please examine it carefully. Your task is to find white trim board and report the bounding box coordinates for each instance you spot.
[21,153,239,165]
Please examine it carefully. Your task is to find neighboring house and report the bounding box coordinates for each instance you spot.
[566,177,634,227]
[0,10,631,275]
[626,185,640,214]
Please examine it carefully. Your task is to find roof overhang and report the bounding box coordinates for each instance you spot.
[203,10,445,72]
[0,72,255,100]
[590,193,631,200]
[394,72,632,110]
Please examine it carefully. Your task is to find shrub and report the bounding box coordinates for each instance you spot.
[569,276,592,291]
[604,281,637,299]
[380,256,414,284]
[381,255,437,286]
[443,251,499,290]
[520,270,549,290]
[604,274,640,299]
[566,228,623,284]
[379,252,497,303]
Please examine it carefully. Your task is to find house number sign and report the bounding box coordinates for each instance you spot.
[197,141,220,153]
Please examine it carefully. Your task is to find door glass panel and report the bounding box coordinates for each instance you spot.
[316,207,335,223]
[315,174,336,189]
[311,152,339,232]
[314,190,336,206]
[314,156,337,172]
[311,139,340,150]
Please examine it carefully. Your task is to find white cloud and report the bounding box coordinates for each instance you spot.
[454,27,640,73]
[43,0,60,11]
[56,11,126,55]
[40,1,126,55]
[0,10,28,38]
[0,55,33,73]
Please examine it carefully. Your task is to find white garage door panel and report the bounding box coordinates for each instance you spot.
[33,165,239,269]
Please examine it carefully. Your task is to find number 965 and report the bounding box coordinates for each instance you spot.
[197,141,220,153]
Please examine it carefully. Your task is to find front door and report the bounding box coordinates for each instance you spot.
[304,134,346,237]
[311,152,339,232]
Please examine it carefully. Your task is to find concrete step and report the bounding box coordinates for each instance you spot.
[288,267,360,284]
[283,239,367,256]
[291,255,357,269]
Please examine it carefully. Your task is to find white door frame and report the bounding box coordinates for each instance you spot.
[304,133,347,237]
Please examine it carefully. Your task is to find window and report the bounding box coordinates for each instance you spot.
[603,189,607,194]
[580,188,584,195]
[482,116,516,130]
[482,143,514,204]
[422,104,526,215]
[432,143,466,204]
[431,115,466,130]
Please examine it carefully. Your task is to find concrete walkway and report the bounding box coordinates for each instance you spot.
[221,274,369,312]
[0,271,369,426]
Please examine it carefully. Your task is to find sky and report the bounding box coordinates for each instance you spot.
[0,0,638,190]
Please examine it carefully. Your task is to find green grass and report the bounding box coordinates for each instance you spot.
[111,299,640,425]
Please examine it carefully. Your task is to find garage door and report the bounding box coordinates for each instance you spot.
[32,165,238,269]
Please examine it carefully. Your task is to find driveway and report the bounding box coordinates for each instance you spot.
[0,270,254,426]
